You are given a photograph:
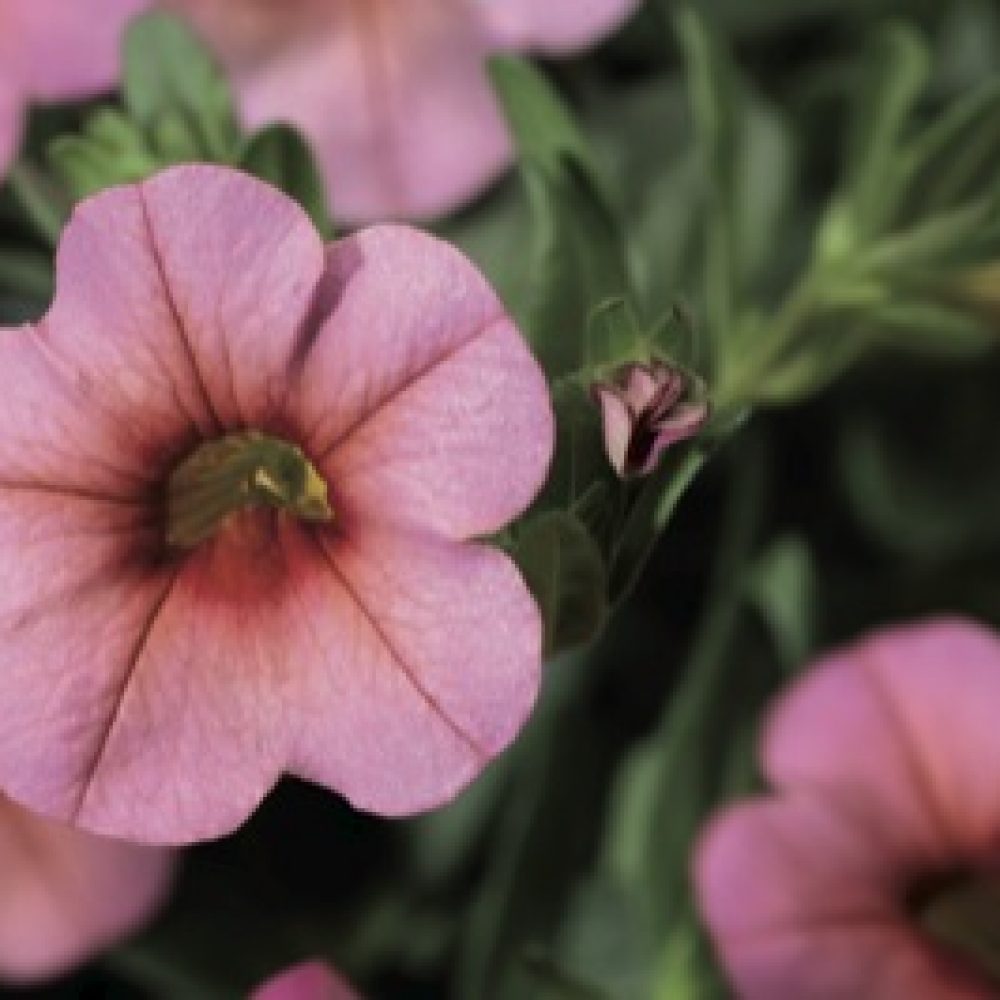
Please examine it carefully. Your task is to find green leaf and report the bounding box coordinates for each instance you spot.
[513,511,608,658]
[649,303,702,371]
[744,534,816,671]
[49,109,160,200]
[489,56,629,377]
[903,79,1000,218]
[843,23,930,243]
[239,125,334,238]
[675,7,740,347]
[586,297,643,369]
[123,12,240,163]
[488,56,595,184]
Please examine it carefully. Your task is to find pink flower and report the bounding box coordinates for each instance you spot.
[592,361,708,477]
[251,961,360,1000]
[0,795,173,983]
[0,164,553,845]
[695,618,1000,1000]
[164,0,640,222]
[0,0,147,176]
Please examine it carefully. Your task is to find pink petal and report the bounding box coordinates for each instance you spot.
[0,82,20,177]
[133,165,328,429]
[251,961,360,1000]
[479,0,641,54]
[0,166,545,842]
[638,402,707,474]
[177,1,512,222]
[3,0,147,100]
[620,365,660,413]
[695,798,992,1000]
[0,491,289,845]
[294,225,553,540]
[0,796,173,984]
[593,385,632,476]
[0,166,324,494]
[763,618,1000,859]
[284,523,541,817]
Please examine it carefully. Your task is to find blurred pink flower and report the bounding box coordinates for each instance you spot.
[251,961,360,1000]
[695,618,1000,1000]
[0,795,173,984]
[0,0,146,176]
[165,0,640,222]
[0,164,552,845]
[592,361,707,478]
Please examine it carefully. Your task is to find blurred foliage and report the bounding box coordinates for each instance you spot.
[6,1,1000,998]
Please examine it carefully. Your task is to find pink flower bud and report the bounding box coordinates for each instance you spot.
[592,361,708,478]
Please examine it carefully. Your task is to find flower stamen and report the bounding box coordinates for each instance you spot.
[166,431,332,548]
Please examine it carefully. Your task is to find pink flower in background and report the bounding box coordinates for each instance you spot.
[0,0,147,176]
[695,618,1000,1000]
[0,795,173,983]
[592,361,708,478]
[165,0,641,222]
[0,164,552,845]
[251,961,360,1000]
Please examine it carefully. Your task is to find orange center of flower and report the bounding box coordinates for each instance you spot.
[165,431,332,549]
[914,870,1000,986]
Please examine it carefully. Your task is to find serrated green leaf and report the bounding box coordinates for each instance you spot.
[239,125,334,238]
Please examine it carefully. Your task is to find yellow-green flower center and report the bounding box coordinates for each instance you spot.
[166,431,332,548]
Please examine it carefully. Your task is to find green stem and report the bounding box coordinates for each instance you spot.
[713,271,820,412]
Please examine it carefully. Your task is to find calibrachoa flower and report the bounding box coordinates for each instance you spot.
[0,0,146,176]
[164,0,641,222]
[592,361,708,478]
[251,961,360,1000]
[0,795,173,983]
[695,618,1000,1000]
[0,164,552,845]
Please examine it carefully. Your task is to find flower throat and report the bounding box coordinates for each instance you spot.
[166,431,332,549]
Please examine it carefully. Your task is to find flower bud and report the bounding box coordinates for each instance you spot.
[592,361,708,478]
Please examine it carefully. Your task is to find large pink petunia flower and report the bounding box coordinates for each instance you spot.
[164,0,641,222]
[0,164,552,845]
[0,0,147,176]
[695,618,1000,1000]
[251,961,360,1000]
[0,795,173,983]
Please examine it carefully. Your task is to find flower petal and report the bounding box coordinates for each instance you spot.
[251,961,360,1000]
[0,167,326,497]
[135,165,328,429]
[0,83,20,177]
[695,797,991,1000]
[295,225,553,540]
[593,385,631,476]
[284,522,541,817]
[211,2,511,222]
[479,0,641,54]
[4,0,147,100]
[0,491,177,827]
[0,797,173,984]
[763,618,1000,858]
